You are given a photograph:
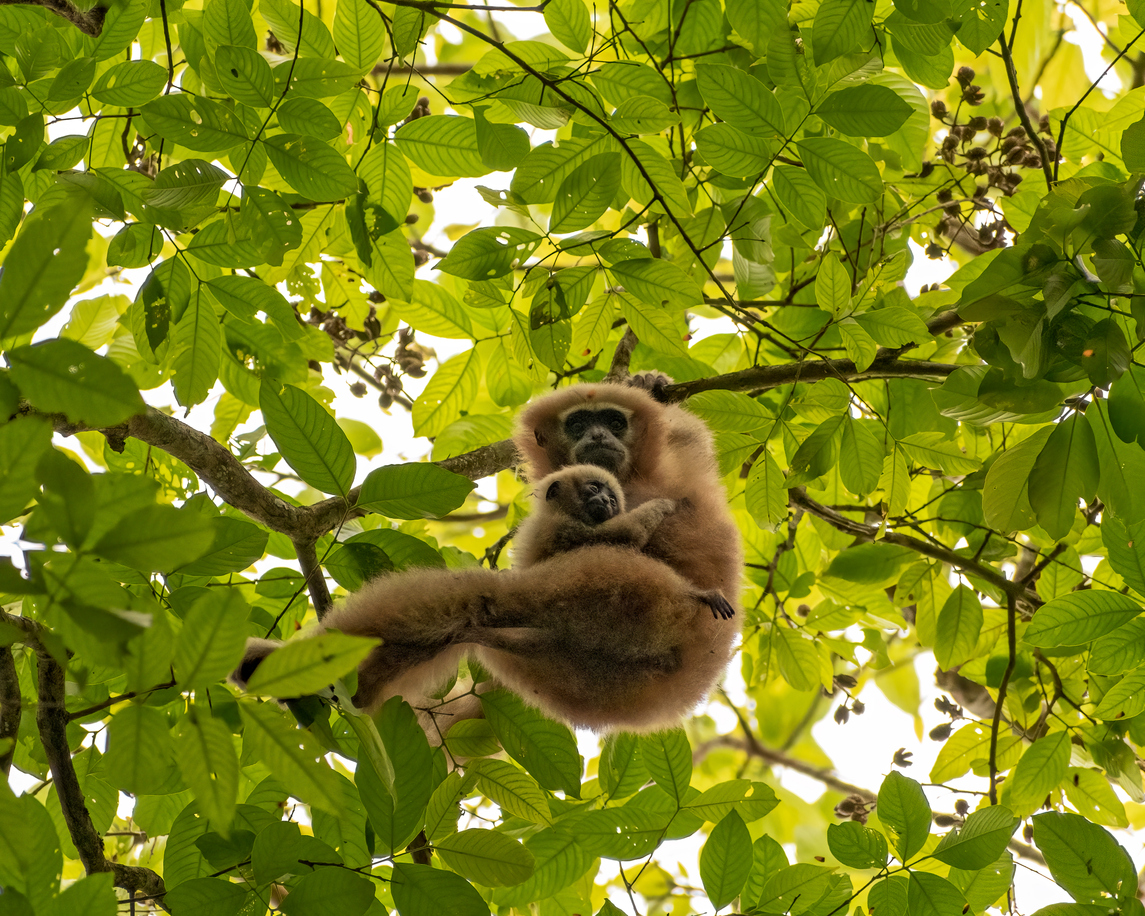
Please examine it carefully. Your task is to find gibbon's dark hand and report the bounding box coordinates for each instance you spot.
[703,592,736,620]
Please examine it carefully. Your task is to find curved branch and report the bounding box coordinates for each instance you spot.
[0,646,19,777]
[789,490,1042,609]
[25,617,169,907]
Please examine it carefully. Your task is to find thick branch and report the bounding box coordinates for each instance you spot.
[790,490,1042,609]
[0,646,19,777]
[666,354,960,400]
[0,0,105,34]
[605,328,639,382]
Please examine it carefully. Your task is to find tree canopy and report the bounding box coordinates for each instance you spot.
[2,0,1145,912]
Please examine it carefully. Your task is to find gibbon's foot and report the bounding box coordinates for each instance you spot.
[700,591,736,620]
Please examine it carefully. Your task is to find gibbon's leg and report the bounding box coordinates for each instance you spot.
[696,590,736,620]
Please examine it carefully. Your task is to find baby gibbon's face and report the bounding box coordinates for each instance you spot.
[561,405,634,475]
[546,474,621,525]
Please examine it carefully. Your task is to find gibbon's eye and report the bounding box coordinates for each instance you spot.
[546,481,561,500]
[585,481,601,493]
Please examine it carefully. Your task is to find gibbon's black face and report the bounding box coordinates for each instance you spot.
[547,476,621,525]
[563,407,632,474]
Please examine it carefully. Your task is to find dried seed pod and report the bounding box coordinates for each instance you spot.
[350,382,367,397]
[965,146,989,161]
[987,117,1004,136]
[968,116,987,130]
[957,65,976,85]
[936,188,953,203]
[931,99,948,119]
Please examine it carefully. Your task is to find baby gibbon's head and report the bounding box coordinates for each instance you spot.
[535,466,626,526]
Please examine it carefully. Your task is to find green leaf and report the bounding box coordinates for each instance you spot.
[839,415,883,496]
[1088,618,1145,674]
[103,704,176,795]
[877,771,931,860]
[90,58,166,106]
[907,872,967,916]
[481,688,582,797]
[173,590,249,687]
[279,865,375,916]
[933,805,1018,869]
[0,197,92,338]
[264,134,358,200]
[934,585,983,670]
[394,115,488,177]
[492,827,594,906]
[357,463,475,519]
[174,706,239,833]
[0,417,51,525]
[817,84,913,136]
[141,94,249,151]
[260,381,356,498]
[854,306,930,346]
[171,288,222,408]
[1028,413,1099,539]
[683,780,779,823]
[1092,669,1145,720]
[239,700,342,813]
[621,295,689,356]
[1008,731,1070,815]
[357,698,433,853]
[898,431,980,475]
[556,807,670,859]
[773,164,827,230]
[40,873,116,916]
[952,0,1007,54]
[391,862,490,916]
[93,503,214,572]
[545,0,591,52]
[1032,812,1138,904]
[695,63,785,136]
[695,122,771,177]
[1024,590,1143,647]
[215,44,274,108]
[815,253,851,316]
[411,348,482,438]
[824,542,914,584]
[389,281,473,339]
[813,0,873,62]
[246,633,378,697]
[796,137,882,203]
[757,864,835,914]
[827,820,888,868]
[700,811,753,908]
[745,451,787,529]
[260,0,335,57]
[639,729,692,803]
[438,226,543,280]
[333,0,385,69]
[550,152,621,232]
[469,758,552,825]
[982,428,1052,531]
[435,829,537,887]
[1101,514,1145,593]
[609,257,703,309]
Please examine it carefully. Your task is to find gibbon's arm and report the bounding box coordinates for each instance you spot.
[545,497,679,554]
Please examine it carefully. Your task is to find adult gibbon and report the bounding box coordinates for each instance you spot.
[237,379,743,731]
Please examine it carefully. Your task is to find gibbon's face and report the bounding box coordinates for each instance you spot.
[547,475,621,525]
[561,405,634,475]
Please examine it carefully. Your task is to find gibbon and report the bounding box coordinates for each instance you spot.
[515,465,735,621]
[236,379,743,732]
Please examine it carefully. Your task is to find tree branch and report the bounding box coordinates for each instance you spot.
[789,490,1042,610]
[605,327,639,382]
[0,0,106,35]
[31,630,168,906]
[295,539,333,620]
[0,646,20,777]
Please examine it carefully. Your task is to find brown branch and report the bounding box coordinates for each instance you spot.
[32,633,168,906]
[295,539,333,620]
[0,646,19,777]
[989,594,1019,806]
[0,0,105,34]
[789,490,1042,610]
[605,328,639,382]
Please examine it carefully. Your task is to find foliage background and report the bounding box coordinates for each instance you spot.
[3,0,1145,912]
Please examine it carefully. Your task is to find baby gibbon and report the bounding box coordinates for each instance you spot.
[236,379,743,732]
[515,465,735,621]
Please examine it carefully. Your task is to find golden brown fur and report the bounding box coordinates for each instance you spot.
[236,379,743,733]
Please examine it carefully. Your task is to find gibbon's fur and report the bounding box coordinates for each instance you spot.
[515,465,735,621]
[514,379,743,599]
[236,379,743,732]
